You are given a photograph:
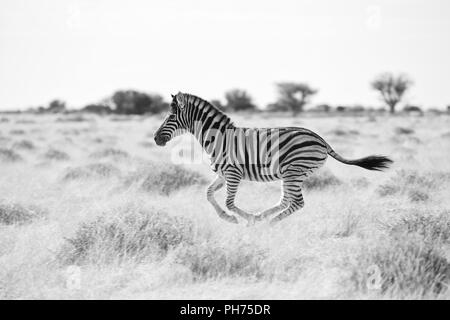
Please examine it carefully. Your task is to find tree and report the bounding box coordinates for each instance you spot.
[224,89,256,111]
[82,104,112,114]
[111,90,168,114]
[313,104,332,113]
[47,99,66,113]
[371,73,412,114]
[274,82,317,115]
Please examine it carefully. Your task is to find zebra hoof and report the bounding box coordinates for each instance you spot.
[229,216,239,224]
[269,218,280,226]
[223,214,238,224]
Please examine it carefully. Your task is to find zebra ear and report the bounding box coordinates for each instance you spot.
[171,94,175,99]
[176,92,185,109]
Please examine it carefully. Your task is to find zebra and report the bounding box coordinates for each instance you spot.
[154,92,392,225]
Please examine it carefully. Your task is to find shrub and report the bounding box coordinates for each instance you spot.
[9,129,25,135]
[44,149,70,161]
[395,127,414,135]
[0,202,45,225]
[0,148,22,162]
[62,163,120,181]
[89,148,129,159]
[125,163,208,195]
[350,238,450,297]
[328,129,359,136]
[408,189,430,202]
[303,169,341,190]
[175,241,267,280]
[61,208,194,264]
[390,211,450,244]
[12,140,35,150]
[376,170,450,198]
[56,115,89,122]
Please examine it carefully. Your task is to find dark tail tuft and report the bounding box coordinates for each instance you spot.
[351,155,393,171]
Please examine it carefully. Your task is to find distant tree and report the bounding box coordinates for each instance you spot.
[224,89,257,112]
[266,102,289,112]
[336,106,347,112]
[111,90,168,114]
[313,104,332,113]
[274,82,317,116]
[47,99,66,113]
[403,105,423,115]
[349,105,365,113]
[82,104,112,115]
[371,73,413,114]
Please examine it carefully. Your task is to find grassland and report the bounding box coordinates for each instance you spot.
[0,113,449,299]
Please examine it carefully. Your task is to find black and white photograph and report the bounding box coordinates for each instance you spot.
[1,0,450,303]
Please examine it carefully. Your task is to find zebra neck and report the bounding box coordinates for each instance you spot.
[190,109,235,154]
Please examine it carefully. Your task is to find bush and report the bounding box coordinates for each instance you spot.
[60,208,194,264]
[350,238,450,297]
[81,104,112,115]
[89,148,129,159]
[303,169,341,190]
[376,170,450,198]
[395,127,414,135]
[112,90,168,114]
[329,129,360,136]
[62,163,121,181]
[0,148,22,162]
[408,189,430,202]
[9,129,25,135]
[224,89,257,112]
[390,211,450,244]
[175,241,267,280]
[56,115,89,122]
[0,201,45,225]
[12,140,35,150]
[44,149,70,161]
[125,163,208,195]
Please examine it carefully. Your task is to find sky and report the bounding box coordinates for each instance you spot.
[1,0,449,110]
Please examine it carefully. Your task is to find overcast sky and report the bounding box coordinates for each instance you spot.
[1,0,449,110]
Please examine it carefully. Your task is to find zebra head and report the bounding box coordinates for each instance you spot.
[154,92,189,146]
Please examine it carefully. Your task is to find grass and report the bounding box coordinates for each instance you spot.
[0,113,449,299]
[303,169,341,190]
[60,206,194,264]
[125,163,208,195]
[62,163,121,181]
[12,140,35,150]
[0,201,45,225]
[349,237,450,297]
[44,149,70,161]
[0,148,22,162]
[89,148,129,159]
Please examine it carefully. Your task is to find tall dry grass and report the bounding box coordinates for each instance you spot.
[0,113,449,299]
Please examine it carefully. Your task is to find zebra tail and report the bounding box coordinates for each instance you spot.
[326,145,393,171]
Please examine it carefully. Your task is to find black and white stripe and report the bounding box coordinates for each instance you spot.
[154,92,393,224]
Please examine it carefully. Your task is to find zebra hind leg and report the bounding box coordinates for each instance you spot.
[206,175,238,224]
[268,169,306,225]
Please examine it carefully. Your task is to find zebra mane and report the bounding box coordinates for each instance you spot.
[185,93,235,128]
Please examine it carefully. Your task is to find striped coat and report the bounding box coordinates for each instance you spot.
[154,92,392,224]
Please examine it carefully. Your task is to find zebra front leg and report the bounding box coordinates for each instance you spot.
[206,176,238,224]
[224,173,255,224]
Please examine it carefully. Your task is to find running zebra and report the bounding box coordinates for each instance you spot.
[154,92,392,225]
